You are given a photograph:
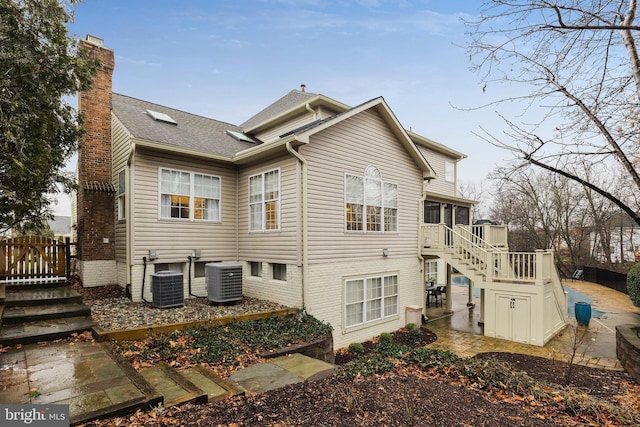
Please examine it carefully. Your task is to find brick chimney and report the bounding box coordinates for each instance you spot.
[76,35,117,287]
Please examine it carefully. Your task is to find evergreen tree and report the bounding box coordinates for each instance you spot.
[0,0,97,234]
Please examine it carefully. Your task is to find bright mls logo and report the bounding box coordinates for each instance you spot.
[1,405,69,426]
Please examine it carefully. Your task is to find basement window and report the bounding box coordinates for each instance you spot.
[147,109,177,126]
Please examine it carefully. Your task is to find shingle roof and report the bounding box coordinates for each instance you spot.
[240,89,318,130]
[111,93,259,157]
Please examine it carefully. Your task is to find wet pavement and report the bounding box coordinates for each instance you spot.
[425,278,640,370]
[0,278,638,424]
[0,340,160,425]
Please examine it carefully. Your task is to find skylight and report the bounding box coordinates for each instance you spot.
[146,109,177,125]
[226,130,255,143]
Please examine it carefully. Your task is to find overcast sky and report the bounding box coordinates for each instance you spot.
[54,0,512,216]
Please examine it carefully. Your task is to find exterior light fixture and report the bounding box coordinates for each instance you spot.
[382,248,389,257]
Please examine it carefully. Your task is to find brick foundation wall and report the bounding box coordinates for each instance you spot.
[616,324,640,384]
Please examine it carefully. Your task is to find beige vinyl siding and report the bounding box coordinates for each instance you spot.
[301,109,423,263]
[306,256,422,349]
[252,108,337,143]
[416,145,457,196]
[111,117,130,264]
[131,149,238,265]
[237,156,299,263]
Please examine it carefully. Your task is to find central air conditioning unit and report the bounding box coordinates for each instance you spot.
[206,262,242,304]
[151,270,184,308]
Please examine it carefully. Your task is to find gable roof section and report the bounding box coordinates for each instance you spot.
[408,130,466,161]
[111,93,259,159]
[241,89,350,134]
[286,97,436,180]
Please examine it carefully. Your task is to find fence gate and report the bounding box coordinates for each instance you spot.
[0,236,70,280]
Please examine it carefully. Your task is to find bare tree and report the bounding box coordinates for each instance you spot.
[465,0,640,226]
[490,167,613,272]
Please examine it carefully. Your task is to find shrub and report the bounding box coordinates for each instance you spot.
[348,342,364,354]
[379,332,393,343]
[627,262,640,308]
[406,323,416,331]
[406,347,460,369]
[409,327,423,340]
[336,354,395,379]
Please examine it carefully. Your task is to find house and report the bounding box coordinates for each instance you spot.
[75,35,567,349]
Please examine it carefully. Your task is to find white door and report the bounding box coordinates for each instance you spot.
[494,294,530,344]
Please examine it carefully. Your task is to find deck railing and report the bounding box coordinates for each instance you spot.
[421,224,560,286]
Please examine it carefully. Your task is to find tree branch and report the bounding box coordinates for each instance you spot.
[525,155,640,226]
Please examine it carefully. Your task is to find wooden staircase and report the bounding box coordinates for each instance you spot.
[421,223,568,346]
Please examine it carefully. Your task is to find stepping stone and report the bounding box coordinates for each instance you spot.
[179,366,238,402]
[139,363,207,407]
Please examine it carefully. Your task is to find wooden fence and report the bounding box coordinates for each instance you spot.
[0,236,70,280]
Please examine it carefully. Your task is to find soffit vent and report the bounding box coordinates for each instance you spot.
[146,109,177,126]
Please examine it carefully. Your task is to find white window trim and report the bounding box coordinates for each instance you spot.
[344,167,398,233]
[344,273,399,329]
[117,169,126,220]
[248,168,281,232]
[158,167,222,222]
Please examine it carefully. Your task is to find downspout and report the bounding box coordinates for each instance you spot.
[236,168,239,261]
[286,141,308,310]
[126,142,136,296]
[418,184,427,322]
[305,103,317,120]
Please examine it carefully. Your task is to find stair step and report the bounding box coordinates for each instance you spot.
[2,302,91,324]
[5,279,70,290]
[0,282,5,303]
[0,315,96,347]
[139,363,209,407]
[5,287,83,307]
[179,366,238,403]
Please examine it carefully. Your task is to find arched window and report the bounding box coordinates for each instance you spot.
[345,166,398,232]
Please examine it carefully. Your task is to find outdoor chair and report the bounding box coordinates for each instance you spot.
[571,269,584,281]
[436,285,446,304]
[427,286,442,308]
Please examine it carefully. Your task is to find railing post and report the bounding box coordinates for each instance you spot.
[65,237,71,279]
[486,249,494,281]
[535,249,545,285]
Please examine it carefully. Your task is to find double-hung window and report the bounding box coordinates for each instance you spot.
[249,169,280,231]
[344,274,398,328]
[160,168,220,221]
[345,166,398,232]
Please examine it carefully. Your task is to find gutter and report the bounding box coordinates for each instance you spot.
[125,142,136,290]
[286,141,308,310]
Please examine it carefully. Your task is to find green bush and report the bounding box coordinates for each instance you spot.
[379,332,393,343]
[406,323,416,331]
[627,262,640,308]
[336,354,395,379]
[348,342,364,354]
[409,327,423,340]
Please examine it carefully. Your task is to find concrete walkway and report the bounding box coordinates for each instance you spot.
[0,339,335,425]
